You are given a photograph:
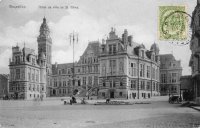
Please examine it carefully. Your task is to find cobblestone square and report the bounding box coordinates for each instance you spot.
[0,96,199,128]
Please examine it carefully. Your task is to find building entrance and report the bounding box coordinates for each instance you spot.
[53,89,56,95]
[110,91,114,98]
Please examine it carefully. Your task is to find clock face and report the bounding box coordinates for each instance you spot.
[162,10,192,46]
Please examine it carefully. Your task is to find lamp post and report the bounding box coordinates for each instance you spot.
[69,32,78,95]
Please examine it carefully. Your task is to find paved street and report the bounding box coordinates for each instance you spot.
[0,96,199,128]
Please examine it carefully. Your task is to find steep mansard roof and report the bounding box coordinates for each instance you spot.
[81,41,100,56]
[52,63,74,75]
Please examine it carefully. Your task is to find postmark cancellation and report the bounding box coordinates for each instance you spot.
[159,6,188,41]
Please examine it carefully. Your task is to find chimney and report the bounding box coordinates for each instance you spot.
[122,29,128,45]
[128,36,133,46]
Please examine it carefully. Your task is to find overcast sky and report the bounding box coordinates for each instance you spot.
[0,0,197,75]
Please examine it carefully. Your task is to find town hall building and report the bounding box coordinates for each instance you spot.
[9,17,160,100]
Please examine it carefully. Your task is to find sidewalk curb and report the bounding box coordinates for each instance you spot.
[189,106,200,112]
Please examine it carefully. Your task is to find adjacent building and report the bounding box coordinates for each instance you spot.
[98,29,160,99]
[49,41,100,97]
[160,54,182,96]
[189,0,200,104]
[180,75,194,101]
[0,74,9,98]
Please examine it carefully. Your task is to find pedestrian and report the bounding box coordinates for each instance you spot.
[106,98,110,104]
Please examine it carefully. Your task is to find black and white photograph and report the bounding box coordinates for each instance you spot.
[0,0,200,128]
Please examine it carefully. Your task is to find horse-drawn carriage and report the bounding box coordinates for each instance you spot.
[169,95,182,104]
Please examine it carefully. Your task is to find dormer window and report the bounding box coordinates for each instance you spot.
[15,56,20,64]
[109,45,112,54]
[141,50,144,58]
[102,47,105,52]
[67,68,71,74]
[113,44,116,53]
[58,70,61,75]
[109,44,117,54]
[62,69,65,74]
[32,58,35,65]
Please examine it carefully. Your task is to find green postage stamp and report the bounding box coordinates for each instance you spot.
[159,6,187,41]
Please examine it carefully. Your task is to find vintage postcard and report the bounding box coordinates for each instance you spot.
[0,0,200,128]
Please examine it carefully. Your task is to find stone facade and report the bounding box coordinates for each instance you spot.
[0,74,9,98]
[9,18,48,100]
[98,29,160,99]
[9,18,161,99]
[189,0,200,105]
[49,42,100,97]
[160,54,182,96]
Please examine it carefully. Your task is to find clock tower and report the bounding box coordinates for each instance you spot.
[37,17,52,74]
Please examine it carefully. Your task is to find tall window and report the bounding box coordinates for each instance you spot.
[102,64,106,76]
[88,66,92,73]
[109,45,112,54]
[161,74,166,83]
[78,80,81,86]
[32,70,35,81]
[172,73,177,83]
[130,63,134,76]
[156,69,159,80]
[131,80,136,89]
[147,81,150,90]
[59,79,62,87]
[141,81,145,90]
[152,67,155,79]
[37,85,39,91]
[140,64,145,77]
[94,76,98,86]
[133,63,137,76]
[108,44,117,54]
[147,66,150,78]
[120,81,123,86]
[83,77,86,85]
[113,81,116,87]
[16,69,20,80]
[110,81,112,88]
[140,64,143,77]
[110,60,116,75]
[54,79,57,87]
[29,84,31,91]
[113,44,116,53]
[68,80,71,86]
[103,81,106,87]
[119,62,124,74]
[63,81,66,86]
[88,76,92,85]
[36,71,39,82]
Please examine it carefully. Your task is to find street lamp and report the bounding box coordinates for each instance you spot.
[69,32,78,95]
